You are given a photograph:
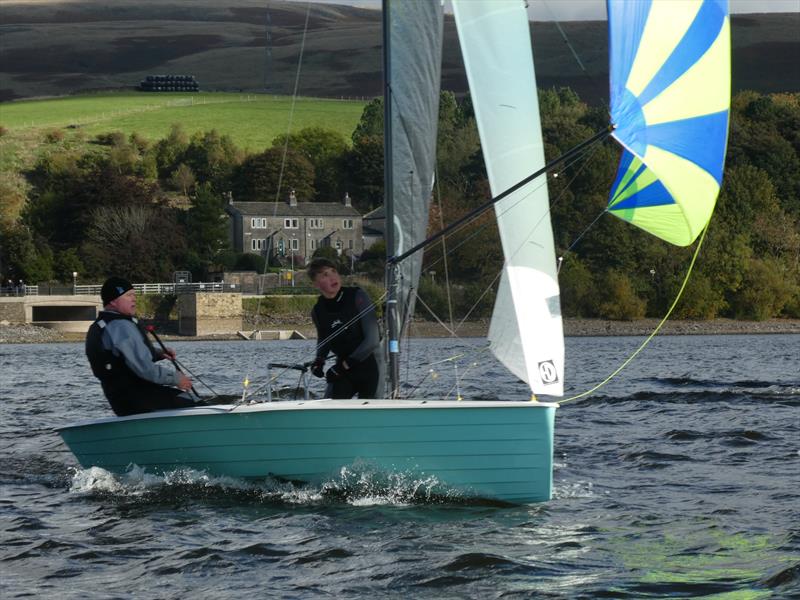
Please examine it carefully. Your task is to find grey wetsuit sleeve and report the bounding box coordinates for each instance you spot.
[312,306,330,360]
[349,288,380,364]
[104,320,180,386]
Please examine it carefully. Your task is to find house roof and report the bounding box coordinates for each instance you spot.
[363,224,384,236]
[362,205,385,235]
[363,205,385,221]
[229,202,361,217]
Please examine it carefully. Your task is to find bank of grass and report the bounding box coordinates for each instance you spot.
[0,91,367,166]
[136,294,179,322]
[133,293,319,324]
[243,295,317,321]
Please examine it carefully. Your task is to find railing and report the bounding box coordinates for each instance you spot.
[78,283,241,295]
[0,281,319,297]
[1,285,38,297]
[0,283,239,297]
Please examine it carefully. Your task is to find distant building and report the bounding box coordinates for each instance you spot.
[225,191,363,265]
[362,205,385,250]
[139,75,199,92]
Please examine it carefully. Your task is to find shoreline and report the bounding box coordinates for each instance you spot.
[2,318,799,344]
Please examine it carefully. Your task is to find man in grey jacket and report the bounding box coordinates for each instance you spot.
[85,277,195,416]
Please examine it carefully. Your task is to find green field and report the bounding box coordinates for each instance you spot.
[0,92,368,151]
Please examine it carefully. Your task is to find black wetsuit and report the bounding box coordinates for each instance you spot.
[311,286,383,399]
[86,311,194,416]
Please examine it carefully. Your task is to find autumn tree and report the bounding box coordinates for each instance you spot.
[272,127,348,202]
[232,147,315,202]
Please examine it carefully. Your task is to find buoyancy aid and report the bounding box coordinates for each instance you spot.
[85,311,159,398]
[312,287,365,359]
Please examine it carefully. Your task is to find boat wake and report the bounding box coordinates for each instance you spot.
[67,462,472,507]
[567,386,800,406]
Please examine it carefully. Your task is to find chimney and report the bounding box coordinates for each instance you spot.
[343,192,351,208]
[288,189,297,207]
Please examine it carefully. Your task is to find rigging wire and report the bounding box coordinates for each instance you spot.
[394,136,609,395]
[405,217,711,405]
[273,1,312,207]
[434,167,456,332]
[540,0,608,106]
[396,0,710,404]
[559,207,608,268]
[420,134,606,279]
[244,290,388,399]
[242,1,312,396]
[559,222,711,405]
[416,134,608,342]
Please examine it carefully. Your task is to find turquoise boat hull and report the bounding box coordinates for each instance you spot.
[57,399,558,503]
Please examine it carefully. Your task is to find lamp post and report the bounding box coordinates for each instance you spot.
[291,234,297,287]
[72,271,78,295]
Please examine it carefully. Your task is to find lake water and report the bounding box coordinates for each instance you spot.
[1,335,798,598]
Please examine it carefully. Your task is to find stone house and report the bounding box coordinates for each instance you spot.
[226,191,363,265]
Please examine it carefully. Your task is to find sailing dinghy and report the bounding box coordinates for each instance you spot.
[57,0,730,504]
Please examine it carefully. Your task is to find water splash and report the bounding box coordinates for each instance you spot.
[553,480,595,500]
[66,462,464,506]
[320,461,456,505]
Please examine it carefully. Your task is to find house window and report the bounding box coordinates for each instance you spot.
[284,218,299,229]
[348,239,354,249]
[309,218,324,229]
[309,239,317,251]
[335,239,343,250]
[290,238,300,251]
[251,218,267,229]
[342,219,354,229]
[251,238,266,251]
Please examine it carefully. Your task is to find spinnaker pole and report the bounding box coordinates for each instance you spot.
[389,125,613,266]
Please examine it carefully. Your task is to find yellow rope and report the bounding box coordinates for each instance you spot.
[559,222,710,405]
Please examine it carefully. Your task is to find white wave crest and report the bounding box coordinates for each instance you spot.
[67,461,457,506]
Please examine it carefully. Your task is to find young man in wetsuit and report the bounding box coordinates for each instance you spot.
[307,258,383,399]
[85,277,196,416]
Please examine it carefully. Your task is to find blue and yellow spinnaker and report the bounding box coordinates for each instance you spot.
[607,0,731,246]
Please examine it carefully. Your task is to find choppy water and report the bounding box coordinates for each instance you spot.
[1,334,798,598]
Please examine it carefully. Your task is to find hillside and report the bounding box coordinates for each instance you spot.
[0,93,366,153]
[1,0,798,102]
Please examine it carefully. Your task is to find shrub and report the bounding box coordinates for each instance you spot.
[417,276,450,321]
[44,129,65,143]
[782,283,800,318]
[674,272,726,319]
[730,258,795,320]
[136,294,178,321]
[233,252,266,273]
[596,270,646,320]
[243,295,316,318]
[95,131,127,146]
[559,255,594,317]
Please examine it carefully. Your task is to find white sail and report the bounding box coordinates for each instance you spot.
[453,0,564,397]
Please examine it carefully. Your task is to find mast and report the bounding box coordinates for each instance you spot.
[382,0,400,398]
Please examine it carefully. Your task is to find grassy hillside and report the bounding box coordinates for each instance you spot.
[1,0,797,102]
[0,92,366,150]
[0,92,367,174]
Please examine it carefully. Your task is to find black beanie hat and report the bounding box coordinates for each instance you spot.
[101,277,133,306]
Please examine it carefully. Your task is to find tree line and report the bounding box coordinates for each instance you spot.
[1,88,798,320]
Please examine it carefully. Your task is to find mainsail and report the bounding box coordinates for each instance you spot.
[607,0,731,246]
[453,0,564,397]
[384,0,443,333]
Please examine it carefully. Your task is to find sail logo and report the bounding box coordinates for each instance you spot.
[538,360,559,385]
[331,319,343,329]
